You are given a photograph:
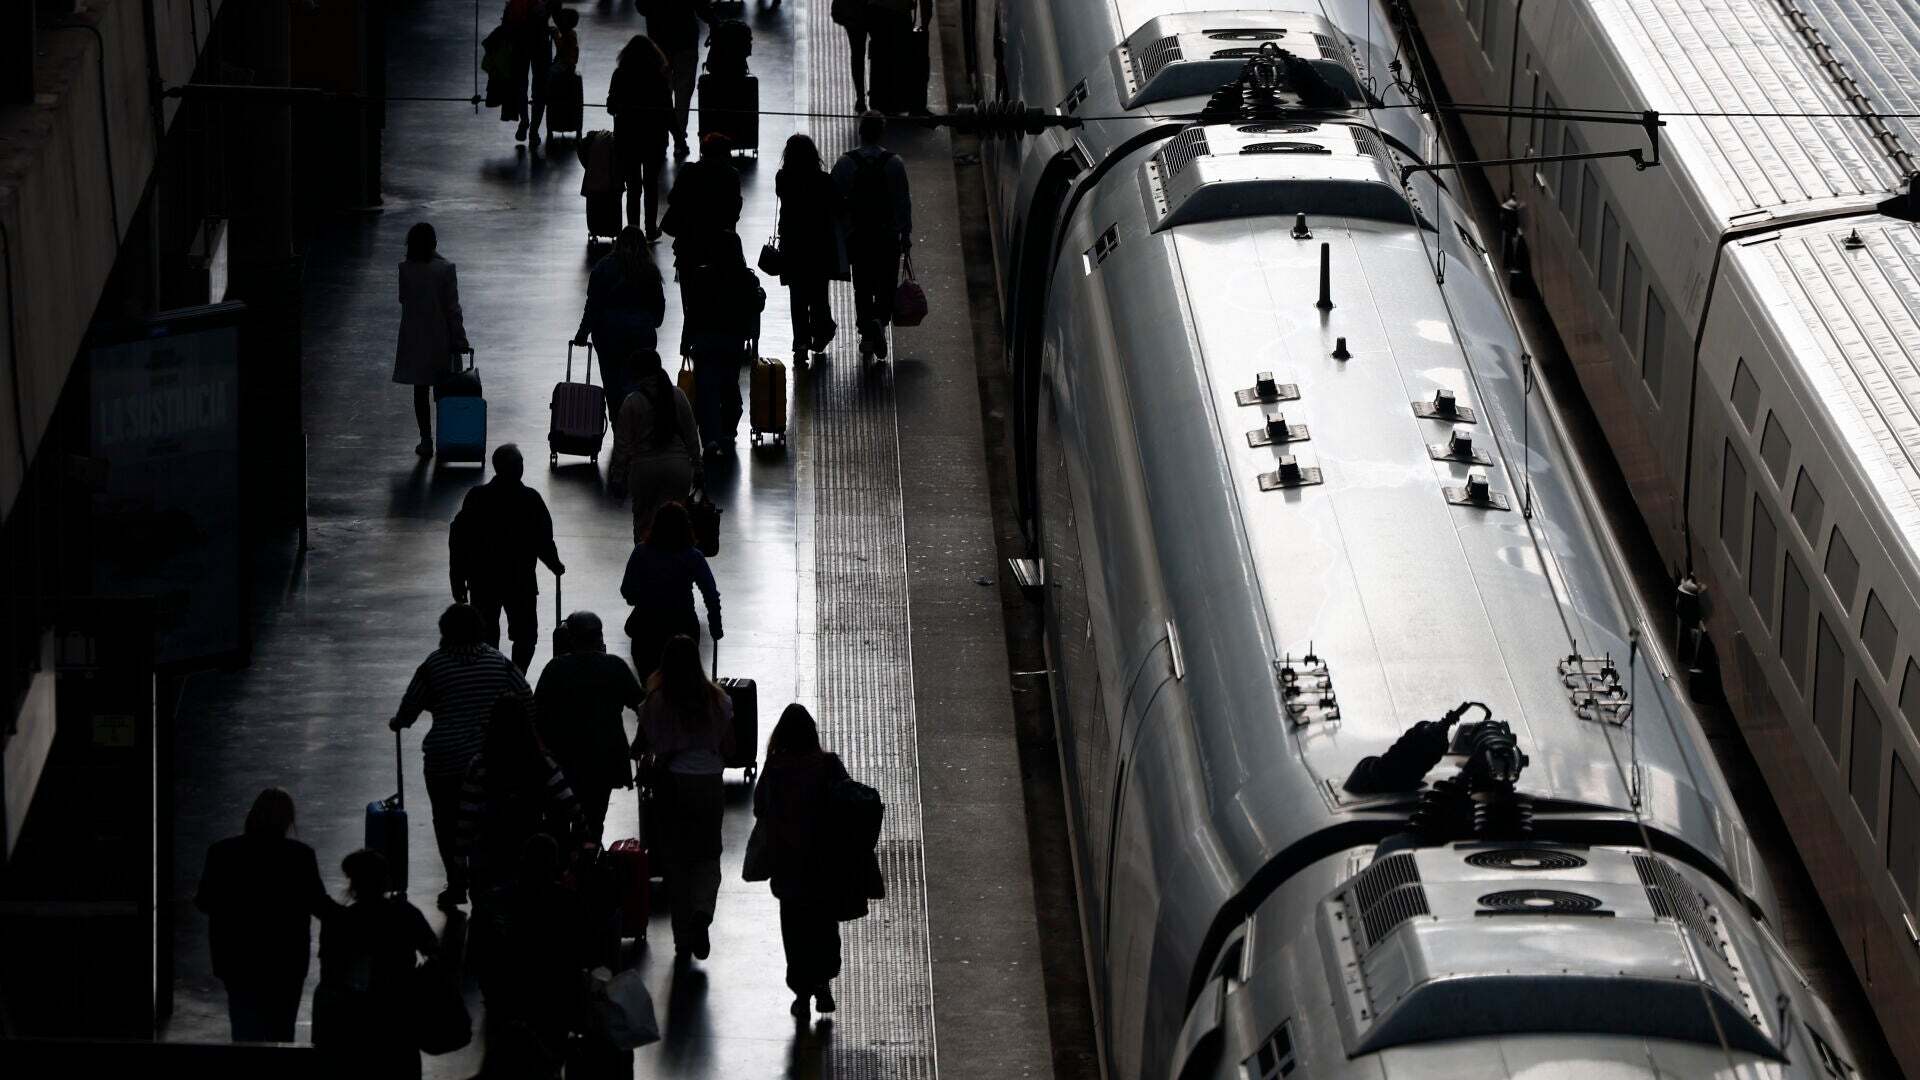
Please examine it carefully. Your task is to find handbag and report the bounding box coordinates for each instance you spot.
[585,966,661,1050]
[409,956,473,1055]
[742,819,773,882]
[892,252,929,328]
[676,355,697,411]
[759,195,786,277]
[687,489,723,557]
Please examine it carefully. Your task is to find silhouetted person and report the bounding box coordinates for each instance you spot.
[832,112,912,361]
[503,0,553,146]
[662,133,744,270]
[620,500,722,682]
[534,611,645,845]
[643,0,717,157]
[455,692,584,900]
[393,222,470,457]
[754,706,850,1022]
[390,603,532,910]
[605,35,674,235]
[631,633,735,961]
[450,443,567,673]
[775,134,846,369]
[195,787,339,1043]
[608,349,702,541]
[575,228,668,422]
[312,850,437,1079]
[676,224,755,455]
[480,834,587,1075]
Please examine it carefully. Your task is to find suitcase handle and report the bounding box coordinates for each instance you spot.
[555,567,563,628]
[567,341,596,386]
[457,347,477,375]
[394,729,405,811]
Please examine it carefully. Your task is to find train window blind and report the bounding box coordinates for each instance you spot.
[1643,290,1667,400]
[1826,529,1861,613]
[1721,442,1748,564]
[1750,497,1778,631]
[1760,413,1792,487]
[1851,682,1885,835]
[1863,591,1898,679]
[1731,359,1761,431]
[1598,204,1619,302]
[1792,468,1826,540]
[1578,166,1601,267]
[1782,556,1812,691]
[1815,616,1846,761]
[1621,248,1644,345]
[1890,734,1920,909]
[1558,131,1580,212]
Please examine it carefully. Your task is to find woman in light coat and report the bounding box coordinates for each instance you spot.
[394,222,471,458]
[607,349,701,543]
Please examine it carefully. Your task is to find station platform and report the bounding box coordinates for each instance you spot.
[162,2,1060,1076]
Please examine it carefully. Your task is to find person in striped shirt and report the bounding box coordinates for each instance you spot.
[389,603,532,911]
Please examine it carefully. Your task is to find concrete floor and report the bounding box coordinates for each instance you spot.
[163,1,1056,1076]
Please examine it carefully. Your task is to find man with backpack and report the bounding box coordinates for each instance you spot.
[449,443,567,673]
[831,111,913,362]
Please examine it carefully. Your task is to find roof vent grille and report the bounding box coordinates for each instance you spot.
[1136,35,1184,83]
[1241,141,1331,155]
[1157,127,1212,180]
[1207,28,1285,40]
[1465,848,1587,872]
[1239,123,1315,135]
[1634,853,1727,958]
[1349,853,1429,949]
[1477,889,1611,915]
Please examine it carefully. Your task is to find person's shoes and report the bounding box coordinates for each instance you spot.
[693,930,711,960]
[794,349,809,371]
[515,118,529,142]
[646,225,662,243]
[854,95,866,113]
[674,139,691,159]
[858,335,876,361]
[703,441,724,462]
[791,995,810,1020]
[530,129,542,147]
[815,986,836,1014]
[437,886,466,910]
[417,438,434,458]
[674,946,691,967]
[875,332,889,360]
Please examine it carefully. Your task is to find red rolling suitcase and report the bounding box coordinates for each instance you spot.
[712,643,758,778]
[550,341,607,464]
[606,784,650,939]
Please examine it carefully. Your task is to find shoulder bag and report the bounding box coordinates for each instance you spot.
[758,196,785,278]
[892,251,929,328]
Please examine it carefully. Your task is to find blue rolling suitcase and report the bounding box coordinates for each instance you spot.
[365,731,409,892]
[436,349,487,464]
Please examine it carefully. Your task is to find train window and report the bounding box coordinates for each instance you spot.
[1815,616,1846,760]
[1643,290,1668,399]
[1598,204,1620,300]
[1721,443,1748,564]
[1539,92,1560,191]
[1245,1019,1296,1078]
[1792,468,1825,540]
[1558,130,1580,212]
[1851,682,1885,835]
[1891,742,1920,908]
[1750,497,1778,630]
[1759,413,1791,487]
[1863,591,1898,679]
[1730,359,1761,431]
[1826,529,1861,613]
[1621,248,1644,344]
[1782,556,1812,690]
[1578,167,1601,266]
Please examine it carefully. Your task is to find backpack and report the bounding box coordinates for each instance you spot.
[705,19,752,76]
[846,151,896,237]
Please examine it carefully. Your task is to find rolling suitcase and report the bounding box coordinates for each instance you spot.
[749,354,787,446]
[696,72,759,154]
[547,69,585,136]
[436,350,487,465]
[894,23,931,115]
[365,731,409,892]
[550,341,608,464]
[688,489,722,556]
[606,784,651,937]
[586,191,622,243]
[713,643,758,778]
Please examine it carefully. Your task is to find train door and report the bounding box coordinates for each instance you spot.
[1010,155,1083,539]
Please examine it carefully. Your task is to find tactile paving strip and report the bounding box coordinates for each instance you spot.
[803,5,939,1077]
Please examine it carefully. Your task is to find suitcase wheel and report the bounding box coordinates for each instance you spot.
[744,764,757,781]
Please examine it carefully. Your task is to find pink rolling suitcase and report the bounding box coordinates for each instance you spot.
[549,341,607,464]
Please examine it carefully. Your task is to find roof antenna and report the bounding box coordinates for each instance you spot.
[1520,352,1534,518]
[1317,242,1334,311]
[1292,212,1312,239]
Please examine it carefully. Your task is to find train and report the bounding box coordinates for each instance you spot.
[955,0,1868,1076]
[1407,0,1920,1069]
